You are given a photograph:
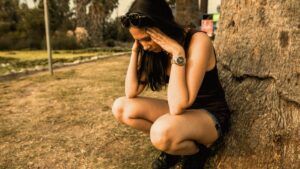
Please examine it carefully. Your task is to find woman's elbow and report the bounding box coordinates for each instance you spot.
[169,106,185,115]
[125,92,137,99]
[168,99,190,115]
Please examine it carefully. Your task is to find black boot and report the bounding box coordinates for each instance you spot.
[179,145,210,169]
[151,151,180,169]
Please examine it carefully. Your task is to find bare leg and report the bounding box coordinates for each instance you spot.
[124,118,153,133]
[150,109,219,155]
[112,96,169,133]
[112,96,219,155]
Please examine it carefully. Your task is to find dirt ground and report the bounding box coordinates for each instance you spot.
[0,55,167,169]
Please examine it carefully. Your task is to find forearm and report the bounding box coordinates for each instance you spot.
[167,53,189,115]
[125,51,140,98]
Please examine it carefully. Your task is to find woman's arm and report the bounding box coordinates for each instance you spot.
[146,29,213,115]
[167,33,212,115]
[125,42,146,98]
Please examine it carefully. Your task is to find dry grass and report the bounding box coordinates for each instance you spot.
[0,55,167,169]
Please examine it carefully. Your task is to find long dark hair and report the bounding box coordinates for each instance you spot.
[126,0,186,91]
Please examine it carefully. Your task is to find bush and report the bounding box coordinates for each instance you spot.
[105,39,116,47]
[104,19,132,42]
[15,38,31,50]
[0,31,45,50]
[0,22,13,35]
[118,29,132,42]
[0,32,28,50]
[46,32,79,50]
[0,36,14,50]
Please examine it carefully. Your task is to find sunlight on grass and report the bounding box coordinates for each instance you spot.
[0,48,131,76]
[0,55,163,169]
[0,50,110,61]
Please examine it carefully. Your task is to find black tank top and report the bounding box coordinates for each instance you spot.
[168,29,231,132]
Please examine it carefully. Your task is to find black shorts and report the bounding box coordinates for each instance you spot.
[206,111,223,137]
[187,106,230,153]
[205,110,228,153]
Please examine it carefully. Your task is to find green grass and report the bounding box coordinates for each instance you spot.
[0,48,131,76]
[0,50,103,61]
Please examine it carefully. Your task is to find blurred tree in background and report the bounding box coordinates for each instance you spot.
[36,0,73,32]
[85,0,118,45]
[0,0,191,50]
[0,0,23,49]
[0,0,131,50]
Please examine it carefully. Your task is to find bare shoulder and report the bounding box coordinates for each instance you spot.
[189,31,212,48]
[186,31,215,71]
[186,31,213,57]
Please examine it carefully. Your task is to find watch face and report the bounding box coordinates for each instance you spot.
[176,57,185,65]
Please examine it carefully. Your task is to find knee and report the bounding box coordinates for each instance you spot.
[112,97,126,122]
[150,118,175,152]
[112,96,136,123]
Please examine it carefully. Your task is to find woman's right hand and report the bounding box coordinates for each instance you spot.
[132,40,141,53]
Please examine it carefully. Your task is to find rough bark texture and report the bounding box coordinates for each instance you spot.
[207,0,300,168]
[176,0,200,27]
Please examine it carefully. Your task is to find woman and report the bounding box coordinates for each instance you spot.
[112,0,230,168]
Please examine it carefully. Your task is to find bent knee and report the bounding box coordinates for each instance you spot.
[112,96,126,122]
[112,96,139,123]
[150,119,175,152]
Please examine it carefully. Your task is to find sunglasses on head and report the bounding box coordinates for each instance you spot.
[120,12,153,28]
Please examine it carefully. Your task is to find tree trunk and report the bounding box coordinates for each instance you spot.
[87,1,104,46]
[208,0,300,168]
[75,0,90,27]
[175,0,200,27]
[199,0,208,14]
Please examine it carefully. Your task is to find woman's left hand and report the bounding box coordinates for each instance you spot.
[146,28,185,57]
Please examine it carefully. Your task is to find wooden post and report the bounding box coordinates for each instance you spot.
[43,0,53,75]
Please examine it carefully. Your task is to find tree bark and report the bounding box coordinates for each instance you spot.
[175,0,200,27]
[207,0,300,168]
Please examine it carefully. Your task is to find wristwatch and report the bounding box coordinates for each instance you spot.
[171,56,186,66]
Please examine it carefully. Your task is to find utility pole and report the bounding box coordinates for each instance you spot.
[43,0,53,75]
